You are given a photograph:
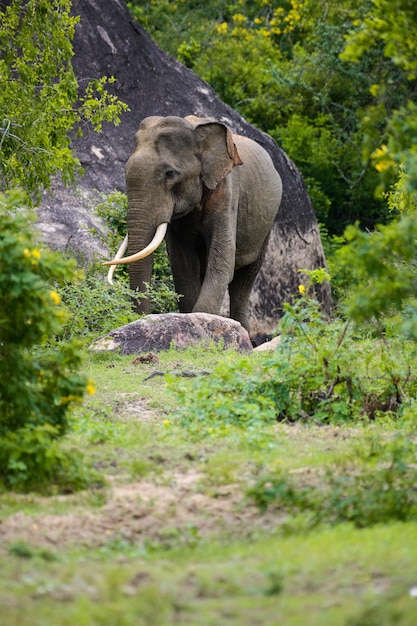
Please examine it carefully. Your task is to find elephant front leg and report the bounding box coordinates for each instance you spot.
[192,237,235,316]
[192,275,229,316]
[168,211,235,317]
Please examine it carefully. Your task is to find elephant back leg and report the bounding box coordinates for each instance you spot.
[229,235,270,332]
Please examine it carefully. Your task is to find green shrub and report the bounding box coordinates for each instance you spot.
[58,266,137,342]
[171,355,289,436]
[95,191,128,253]
[334,172,417,337]
[171,271,417,434]
[0,190,93,491]
[247,434,417,528]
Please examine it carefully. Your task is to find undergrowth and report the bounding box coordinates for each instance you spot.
[247,432,417,528]
[170,287,417,437]
[167,273,417,530]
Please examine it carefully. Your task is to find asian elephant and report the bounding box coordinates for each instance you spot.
[103,115,283,333]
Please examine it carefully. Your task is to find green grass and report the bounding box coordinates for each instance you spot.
[1,345,417,625]
[2,524,417,625]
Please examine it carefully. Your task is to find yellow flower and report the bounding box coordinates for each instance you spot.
[372,144,389,159]
[273,7,285,18]
[375,161,391,173]
[49,290,61,305]
[60,394,77,405]
[372,144,395,172]
[369,83,379,97]
[259,27,270,38]
[163,419,171,427]
[232,13,247,24]
[298,284,306,295]
[24,247,42,264]
[215,22,228,34]
[86,380,96,396]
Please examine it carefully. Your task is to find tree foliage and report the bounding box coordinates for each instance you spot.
[334,1,417,330]
[128,0,416,234]
[341,0,417,193]
[0,0,128,200]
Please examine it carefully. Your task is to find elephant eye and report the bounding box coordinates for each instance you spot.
[164,169,176,180]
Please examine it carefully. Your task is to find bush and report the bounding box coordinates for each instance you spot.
[247,433,417,528]
[0,190,93,491]
[58,266,137,342]
[171,271,417,434]
[334,172,417,336]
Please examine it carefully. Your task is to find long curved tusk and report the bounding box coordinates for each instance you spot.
[102,222,168,267]
[106,234,128,285]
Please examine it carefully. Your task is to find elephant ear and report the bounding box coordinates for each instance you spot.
[186,116,242,190]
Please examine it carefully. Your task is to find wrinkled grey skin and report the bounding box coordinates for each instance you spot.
[125,115,282,333]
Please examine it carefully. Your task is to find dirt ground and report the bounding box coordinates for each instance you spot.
[0,398,285,555]
[0,471,283,554]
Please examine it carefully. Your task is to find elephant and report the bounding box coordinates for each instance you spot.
[103,115,283,333]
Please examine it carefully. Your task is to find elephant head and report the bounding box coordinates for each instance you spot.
[103,115,242,314]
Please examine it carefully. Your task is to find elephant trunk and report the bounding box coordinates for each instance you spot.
[128,220,168,315]
[128,249,153,315]
[103,220,168,317]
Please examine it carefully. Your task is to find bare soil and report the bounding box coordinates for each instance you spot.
[0,398,286,555]
[0,472,282,554]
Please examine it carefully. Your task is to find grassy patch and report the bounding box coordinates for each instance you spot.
[1,345,417,624]
[2,524,417,625]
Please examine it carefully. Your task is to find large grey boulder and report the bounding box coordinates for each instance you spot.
[90,313,253,355]
[38,0,331,338]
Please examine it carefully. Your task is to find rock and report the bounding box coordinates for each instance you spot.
[37,0,332,336]
[89,313,253,355]
[38,185,107,264]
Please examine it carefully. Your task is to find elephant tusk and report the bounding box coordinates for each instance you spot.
[106,234,128,285]
[102,222,168,268]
